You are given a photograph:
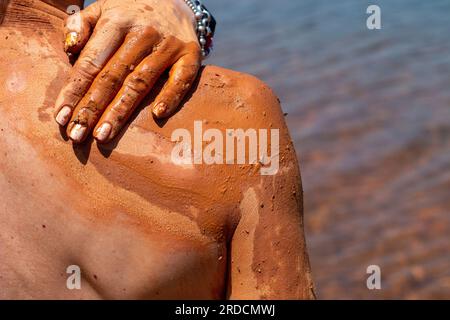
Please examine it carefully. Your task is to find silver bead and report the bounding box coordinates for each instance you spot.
[198,25,206,33]
[199,37,207,46]
[195,11,203,20]
[202,18,209,26]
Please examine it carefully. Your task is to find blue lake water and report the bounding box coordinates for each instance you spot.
[207,0,450,299]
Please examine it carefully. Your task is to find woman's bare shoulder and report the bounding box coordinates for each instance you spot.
[129,65,288,138]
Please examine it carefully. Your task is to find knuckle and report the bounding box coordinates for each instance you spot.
[60,81,87,102]
[107,103,130,124]
[139,26,158,38]
[157,39,180,57]
[184,42,202,57]
[64,87,84,101]
[82,100,98,112]
[111,16,130,26]
[110,103,127,116]
[75,55,102,80]
[98,69,122,87]
[72,99,103,126]
[98,16,129,31]
[184,62,200,76]
[173,64,198,84]
[73,108,93,126]
[141,63,159,76]
[125,73,150,95]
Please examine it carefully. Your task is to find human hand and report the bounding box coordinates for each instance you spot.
[54,0,201,143]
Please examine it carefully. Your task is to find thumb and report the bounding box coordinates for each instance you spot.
[64,2,101,54]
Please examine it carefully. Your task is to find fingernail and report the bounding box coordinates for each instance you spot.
[153,102,168,118]
[95,123,112,142]
[65,32,78,50]
[55,106,72,126]
[69,124,87,142]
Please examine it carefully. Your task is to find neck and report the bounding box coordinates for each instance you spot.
[1,0,84,29]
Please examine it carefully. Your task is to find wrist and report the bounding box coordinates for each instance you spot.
[181,0,216,59]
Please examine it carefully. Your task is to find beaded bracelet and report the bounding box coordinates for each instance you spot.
[182,0,216,59]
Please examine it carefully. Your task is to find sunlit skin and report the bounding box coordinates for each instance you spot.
[0,0,315,299]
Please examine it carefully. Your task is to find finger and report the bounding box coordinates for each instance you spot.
[65,30,160,143]
[151,52,201,119]
[54,22,126,127]
[64,2,101,54]
[93,48,177,143]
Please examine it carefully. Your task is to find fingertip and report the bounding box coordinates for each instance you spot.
[64,31,79,51]
[152,102,169,118]
[55,106,72,126]
[64,9,95,54]
[68,123,87,143]
[93,122,112,142]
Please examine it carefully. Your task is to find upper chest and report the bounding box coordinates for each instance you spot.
[0,28,243,243]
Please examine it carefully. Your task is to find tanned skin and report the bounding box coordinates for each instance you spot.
[0,0,315,299]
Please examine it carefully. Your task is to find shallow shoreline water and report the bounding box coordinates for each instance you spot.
[208,0,450,299]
